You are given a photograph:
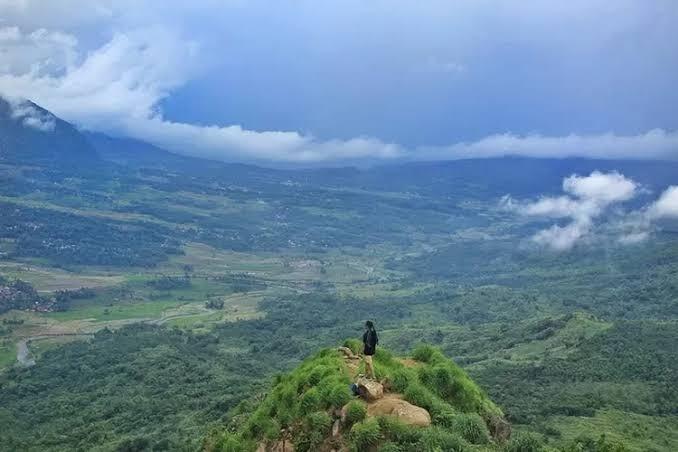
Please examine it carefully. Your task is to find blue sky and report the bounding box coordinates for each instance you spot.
[0,1,677,164]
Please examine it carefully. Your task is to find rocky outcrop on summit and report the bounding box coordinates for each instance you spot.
[354,376,384,401]
[365,395,431,427]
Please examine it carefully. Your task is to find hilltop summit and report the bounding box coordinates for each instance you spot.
[205,342,510,452]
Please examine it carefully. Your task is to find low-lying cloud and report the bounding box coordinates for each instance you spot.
[648,186,678,220]
[6,97,56,132]
[502,171,678,251]
[0,23,677,164]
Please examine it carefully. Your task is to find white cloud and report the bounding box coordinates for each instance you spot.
[518,196,584,219]
[506,173,678,251]
[504,171,641,251]
[618,231,649,245]
[6,97,55,131]
[532,220,591,251]
[416,131,678,162]
[0,26,78,76]
[0,25,404,163]
[562,171,637,204]
[0,4,677,164]
[648,186,678,219]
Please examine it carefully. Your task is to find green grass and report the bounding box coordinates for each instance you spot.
[546,409,678,452]
[0,341,16,367]
[0,260,124,291]
[28,336,80,359]
[45,299,184,322]
[502,313,613,361]
[210,343,505,452]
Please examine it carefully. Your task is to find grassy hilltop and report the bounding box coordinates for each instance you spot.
[205,342,629,452]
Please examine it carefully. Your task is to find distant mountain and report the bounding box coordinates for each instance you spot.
[0,96,99,166]
[3,97,678,200]
[84,131,191,168]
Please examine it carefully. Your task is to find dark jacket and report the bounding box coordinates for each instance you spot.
[363,328,378,356]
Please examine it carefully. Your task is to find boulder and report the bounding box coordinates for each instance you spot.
[332,419,341,437]
[366,396,431,427]
[337,346,357,359]
[486,414,511,442]
[355,376,383,401]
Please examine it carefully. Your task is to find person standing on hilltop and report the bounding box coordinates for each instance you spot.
[362,320,379,379]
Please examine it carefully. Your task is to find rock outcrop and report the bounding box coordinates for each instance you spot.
[366,395,432,427]
[355,376,384,401]
[337,346,357,359]
[486,414,512,442]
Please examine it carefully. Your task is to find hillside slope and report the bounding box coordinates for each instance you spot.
[206,342,508,452]
[205,342,630,452]
[0,96,99,166]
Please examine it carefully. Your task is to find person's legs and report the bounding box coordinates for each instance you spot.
[364,354,375,379]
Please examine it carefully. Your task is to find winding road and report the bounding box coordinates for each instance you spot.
[16,339,35,367]
[16,333,94,367]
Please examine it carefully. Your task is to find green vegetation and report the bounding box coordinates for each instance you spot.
[0,121,677,450]
[206,343,641,452]
[0,324,284,451]
[207,344,502,452]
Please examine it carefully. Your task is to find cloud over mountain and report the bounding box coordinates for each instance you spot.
[7,97,56,132]
[0,1,677,164]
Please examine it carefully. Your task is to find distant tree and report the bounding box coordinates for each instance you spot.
[205,299,225,310]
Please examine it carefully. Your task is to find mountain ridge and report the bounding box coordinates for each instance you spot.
[0,96,99,166]
[3,97,678,194]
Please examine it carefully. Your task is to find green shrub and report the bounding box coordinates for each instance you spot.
[431,365,455,397]
[562,434,629,452]
[403,383,434,411]
[451,413,490,444]
[344,400,367,426]
[389,368,414,393]
[416,427,468,452]
[375,348,395,365]
[350,418,382,451]
[429,402,456,428]
[217,433,255,452]
[505,433,545,452]
[344,339,362,355]
[307,364,331,386]
[416,354,493,415]
[306,411,332,432]
[412,344,437,363]
[245,412,279,440]
[378,442,402,452]
[300,387,321,413]
[377,417,422,445]
[319,378,351,408]
[293,412,333,452]
[305,411,332,433]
